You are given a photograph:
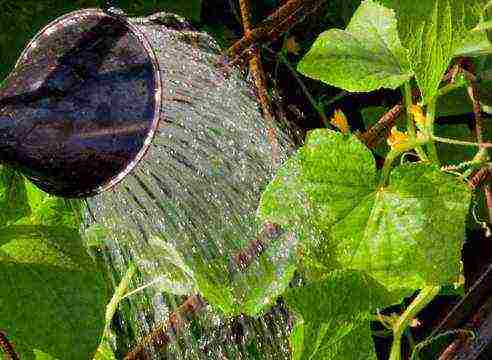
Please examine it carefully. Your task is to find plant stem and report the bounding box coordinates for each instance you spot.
[104,262,137,333]
[403,83,428,161]
[404,83,417,139]
[425,98,440,164]
[433,136,481,147]
[389,285,441,360]
[277,52,329,127]
[380,149,399,186]
[359,104,403,149]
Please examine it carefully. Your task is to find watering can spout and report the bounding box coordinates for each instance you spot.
[0,9,161,197]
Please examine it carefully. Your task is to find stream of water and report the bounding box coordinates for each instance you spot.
[83,13,296,359]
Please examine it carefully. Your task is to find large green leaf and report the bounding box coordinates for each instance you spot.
[298,129,376,235]
[297,0,413,92]
[0,225,108,359]
[331,163,470,293]
[381,0,487,102]
[0,176,107,359]
[260,129,470,296]
[284,270,393,360]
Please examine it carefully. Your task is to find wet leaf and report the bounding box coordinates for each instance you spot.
[261,129,471,297]
[298,0,413,92]
[136,235,197,296]
[193,227,298,317]
[298,129,377,235]
[381,0,487,102]
[331,163,470,294]
[257,156,309,229]
[0,225,108,359]
[257,153,340,280]
[232,230,298,316]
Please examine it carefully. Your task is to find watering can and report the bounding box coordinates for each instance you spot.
[0,9,188,197]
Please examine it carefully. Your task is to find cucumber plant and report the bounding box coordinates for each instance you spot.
[256,0,492,359]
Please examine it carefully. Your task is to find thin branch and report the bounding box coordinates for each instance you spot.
[465,62,492,224]
[275,51,330,127]
[0,331,19,360]
[438,296,492,360]
[238,0,280,165]
[358,103,403,149]
[225,0,323,67]
[468,167,492,190]
[124,294,206,360]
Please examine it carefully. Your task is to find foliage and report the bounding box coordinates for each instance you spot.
[0,167,108,359]
[257,0,489,359]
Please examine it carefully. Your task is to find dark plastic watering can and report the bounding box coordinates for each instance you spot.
[0,9,163,197]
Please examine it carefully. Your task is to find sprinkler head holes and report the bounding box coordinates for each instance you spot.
[0,9,161,197]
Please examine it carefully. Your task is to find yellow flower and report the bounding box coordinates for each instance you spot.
[330,109,350,134]
[409,105,427,129]
[387,127,410,150]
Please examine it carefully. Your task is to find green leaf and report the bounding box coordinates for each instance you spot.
[136,235,197,296]
[232,230,298,316]
[20,182,82,228]
[290,319,305,360]
[301,316,377,360]
[0,167,30,226]
[0,225,108,359]
[297,0,413,92]
[263,129,470,296]
[257,156,309,228]
[192,227,298,317]
[284,270,393,360]
[194,267,237,315]
[332,163,470,294]
[381,0,487,102]
[258,131,368,280]
[298,129,377,235]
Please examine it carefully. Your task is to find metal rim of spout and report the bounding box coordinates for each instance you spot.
[10,8,162,197]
